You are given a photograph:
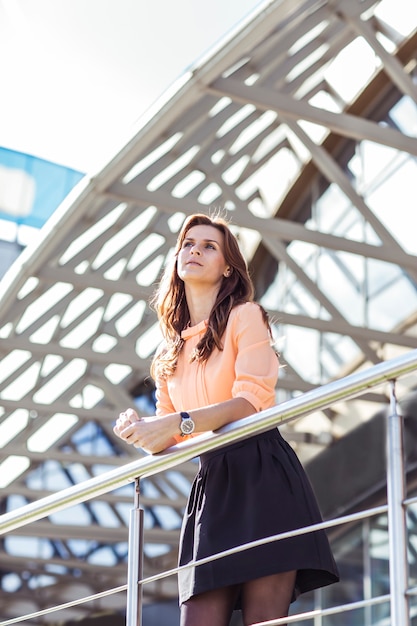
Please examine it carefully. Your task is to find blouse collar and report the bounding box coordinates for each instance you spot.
[181,319,208,339]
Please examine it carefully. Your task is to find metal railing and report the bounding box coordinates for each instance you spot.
[1,348,417,626]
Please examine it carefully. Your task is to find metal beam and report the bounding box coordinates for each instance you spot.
[339,4,417,104]
[9,521,180,545]
[208,77,417,155]
[107,182,417,272]
[268,309,417,349]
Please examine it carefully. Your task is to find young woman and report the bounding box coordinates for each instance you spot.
[113,213,339,626]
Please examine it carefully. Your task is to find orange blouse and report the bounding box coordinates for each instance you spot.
[155,302,279,422]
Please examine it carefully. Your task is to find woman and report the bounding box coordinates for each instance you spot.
[113,213,339,626]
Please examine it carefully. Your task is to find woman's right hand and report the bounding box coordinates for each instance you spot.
[113,408,141,441]
[113,409,180,453]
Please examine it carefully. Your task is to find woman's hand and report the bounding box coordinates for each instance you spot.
[113,408,178,454]
[113,408,141,437]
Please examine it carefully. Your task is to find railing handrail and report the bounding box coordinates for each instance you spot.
[1,348,416,536]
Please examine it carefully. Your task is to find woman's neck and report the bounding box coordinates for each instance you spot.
[185,285,218,326]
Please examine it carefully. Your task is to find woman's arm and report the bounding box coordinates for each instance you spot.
[113,396,255,454]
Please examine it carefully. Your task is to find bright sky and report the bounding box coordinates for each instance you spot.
[0,0,263,175]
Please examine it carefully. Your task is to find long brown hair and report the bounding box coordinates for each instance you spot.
[150,213,261,380]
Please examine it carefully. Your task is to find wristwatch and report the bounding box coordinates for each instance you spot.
[180,411,195,437]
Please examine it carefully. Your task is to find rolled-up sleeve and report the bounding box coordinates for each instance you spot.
[155,376,176,416]
[232,303,279,412]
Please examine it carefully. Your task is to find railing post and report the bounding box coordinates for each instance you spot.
[386,380,409,626]
[126,477,144,626]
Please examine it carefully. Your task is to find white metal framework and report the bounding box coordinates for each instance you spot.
[0,0,416,619]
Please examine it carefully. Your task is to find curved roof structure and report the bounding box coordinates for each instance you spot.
[0,0,416,621]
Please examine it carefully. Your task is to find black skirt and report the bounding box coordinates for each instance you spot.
[178,428,339,606]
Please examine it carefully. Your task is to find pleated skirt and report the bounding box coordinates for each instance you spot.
[178,428,339,607]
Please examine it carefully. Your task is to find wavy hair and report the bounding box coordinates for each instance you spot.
[150,213,267,380]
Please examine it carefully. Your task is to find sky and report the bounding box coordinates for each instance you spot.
[0,0,264,175]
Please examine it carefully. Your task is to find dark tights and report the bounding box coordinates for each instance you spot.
[180,570,296,626]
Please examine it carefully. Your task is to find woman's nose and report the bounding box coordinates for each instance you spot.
[190,245,201,255]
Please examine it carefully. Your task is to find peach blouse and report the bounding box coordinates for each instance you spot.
[155,302,278,420]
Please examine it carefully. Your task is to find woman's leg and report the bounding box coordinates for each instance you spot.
[241,570,296,626]
[180,584,239,626]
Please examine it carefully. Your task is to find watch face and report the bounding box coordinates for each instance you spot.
[181,419,195,435]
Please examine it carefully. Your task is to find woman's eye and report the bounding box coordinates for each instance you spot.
[205,243,215,249]
[183,241,192,247]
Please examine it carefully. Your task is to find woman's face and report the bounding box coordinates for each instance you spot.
[177,224,229,288]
